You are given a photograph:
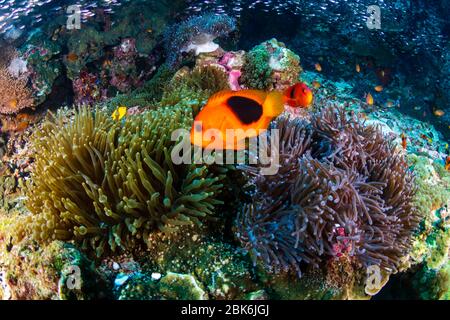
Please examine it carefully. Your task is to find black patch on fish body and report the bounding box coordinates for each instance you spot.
[289,85,296,99]
[227,96,263,124]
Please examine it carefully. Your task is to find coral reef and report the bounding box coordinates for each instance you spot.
[25,106,224,256]
[108,38,143,93]
[236,107,419,278]
[0,230,111,300]
[20,39,63,105]
[73,71,107,106]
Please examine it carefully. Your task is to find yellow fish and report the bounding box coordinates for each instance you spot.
[374,85,383,92]
[112,106,127,121]
[356,64,361,73]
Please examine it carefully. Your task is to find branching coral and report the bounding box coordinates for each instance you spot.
[164,13,237,67]
[235,107,419,276]
[0,67,34,114]
[26,106,224,256]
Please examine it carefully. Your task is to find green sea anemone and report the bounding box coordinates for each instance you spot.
[26,106,224,257]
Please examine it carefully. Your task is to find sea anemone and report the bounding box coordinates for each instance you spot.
[0,67,34,114]
[235,106,419,276]
[26,106,224,257]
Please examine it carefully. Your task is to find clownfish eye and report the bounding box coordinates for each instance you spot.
[195,123,202,132]
[303,89,307,94]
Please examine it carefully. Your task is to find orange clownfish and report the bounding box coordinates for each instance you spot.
[191,90,284,150]
[283,82,313,108]
[374,85,383,92]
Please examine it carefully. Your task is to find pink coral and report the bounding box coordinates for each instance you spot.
[228,69,242,91]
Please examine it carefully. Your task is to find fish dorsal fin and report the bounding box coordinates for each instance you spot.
[234,90,268,104]
[206,90,237,107]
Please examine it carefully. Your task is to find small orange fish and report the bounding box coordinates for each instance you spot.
[16,113,31,122]
[315,63,322,72]
[0,114,31,133]
[401,133,407,150]
[356,64,361,73]
[433,109,445,117]
[67,52,78,62]
[8,99,18,109]
[283,82,313,108]
[384,101,394,108]
[374,85,383,92]
[446,156,450,171]
[312,80,321,89]
[366,93,374,105]
[191,90,284,150]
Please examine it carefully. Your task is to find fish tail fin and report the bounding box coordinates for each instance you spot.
[263,91,285,117]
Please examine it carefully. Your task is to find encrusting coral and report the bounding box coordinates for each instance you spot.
[24,106,225,257]
[235,106,420,277]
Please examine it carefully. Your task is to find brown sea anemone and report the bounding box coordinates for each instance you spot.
[235,106,419,276]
